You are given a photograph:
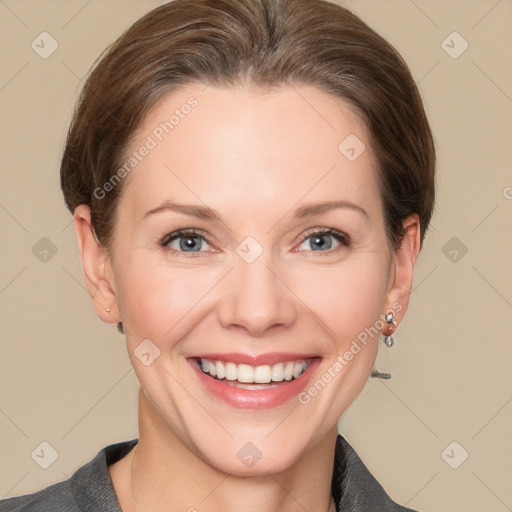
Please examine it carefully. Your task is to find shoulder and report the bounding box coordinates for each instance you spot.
[0,480,77,512]
[333,434,420,512]
[0,439,138,512]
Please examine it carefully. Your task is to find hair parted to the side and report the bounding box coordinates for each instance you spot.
[60,0,436,334]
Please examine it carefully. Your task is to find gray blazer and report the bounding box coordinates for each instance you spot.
[0,435,418,511]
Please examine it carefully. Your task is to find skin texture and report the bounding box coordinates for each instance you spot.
[74,83,421,512]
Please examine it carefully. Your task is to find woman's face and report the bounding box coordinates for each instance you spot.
[78,83,418,475]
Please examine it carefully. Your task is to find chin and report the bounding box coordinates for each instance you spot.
[182,413,332,477]
[197,435,308,477]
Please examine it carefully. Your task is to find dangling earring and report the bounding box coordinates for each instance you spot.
[382,312,398,347]
[371,311,399,379]
[371,369,391,379]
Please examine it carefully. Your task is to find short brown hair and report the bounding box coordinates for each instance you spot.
[61,0,435,253]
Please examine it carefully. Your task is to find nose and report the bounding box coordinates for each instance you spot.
[216,252,297,337]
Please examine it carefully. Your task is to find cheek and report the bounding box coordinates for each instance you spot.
[285,257,390,345]
[114,255,217,345]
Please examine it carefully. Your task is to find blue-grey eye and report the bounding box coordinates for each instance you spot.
[296,229,349,252]
[163,231,208,252]
[310,233,333,251]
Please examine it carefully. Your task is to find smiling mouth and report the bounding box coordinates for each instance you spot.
[193,357,314,390]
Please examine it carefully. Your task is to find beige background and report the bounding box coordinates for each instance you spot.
[1,1,511,510]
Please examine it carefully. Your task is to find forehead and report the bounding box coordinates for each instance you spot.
[119,83,382,223]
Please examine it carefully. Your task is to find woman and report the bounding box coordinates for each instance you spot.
[1,0,435,510]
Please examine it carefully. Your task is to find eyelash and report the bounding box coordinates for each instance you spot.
[160,228,351,258]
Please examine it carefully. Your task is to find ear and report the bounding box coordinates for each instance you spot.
[73,204,120,325]
[382,214,421,327]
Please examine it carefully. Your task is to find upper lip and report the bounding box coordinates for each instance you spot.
[189,352,319,366]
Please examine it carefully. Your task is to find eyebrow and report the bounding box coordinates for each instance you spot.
[294,200,369,220]
[143,200,369,222]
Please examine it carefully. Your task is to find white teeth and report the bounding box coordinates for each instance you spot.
[199,358,309,383]
[237,364,254,383]
[293,361,304,378]
[284,362,294,381]
[225,362,238,381]
[254,365,272,384]
[215,361,225,379]
[271,363,284,382]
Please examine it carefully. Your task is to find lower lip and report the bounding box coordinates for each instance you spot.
[189,358,321,409]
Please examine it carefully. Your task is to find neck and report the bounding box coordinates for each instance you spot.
[116,388,337,512]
